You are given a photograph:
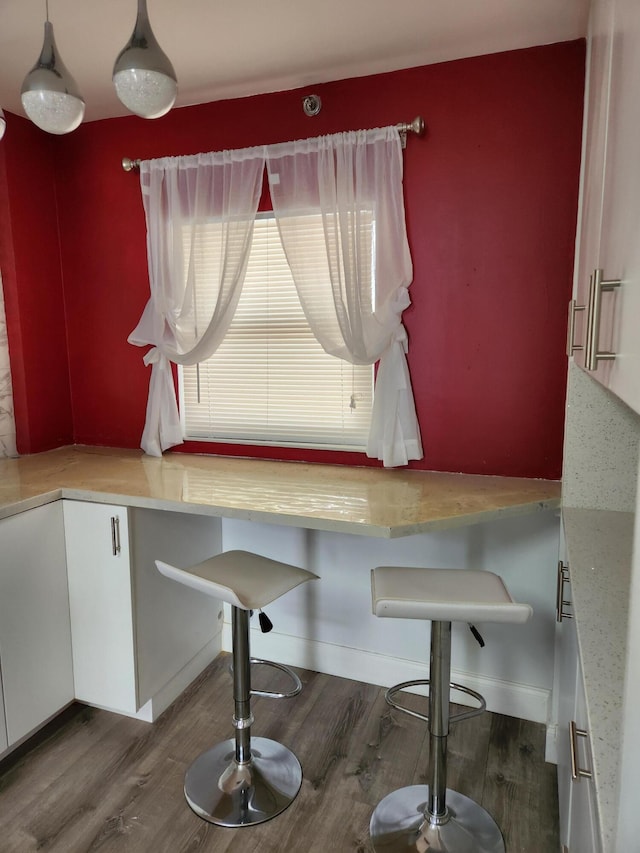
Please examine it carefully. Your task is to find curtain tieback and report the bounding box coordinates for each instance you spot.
[143,346,163,367]
[392,324,409,353]
[142,347,170,370]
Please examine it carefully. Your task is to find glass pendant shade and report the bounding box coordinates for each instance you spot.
[0,109,6,141]
[21,20,85,135]
[113,0,177,119]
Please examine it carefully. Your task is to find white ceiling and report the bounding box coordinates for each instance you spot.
[0,0,590,124]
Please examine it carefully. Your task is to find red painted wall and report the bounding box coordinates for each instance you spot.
[0,114,73,453]
[4,40,585,477]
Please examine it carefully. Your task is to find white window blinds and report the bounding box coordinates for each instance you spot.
[179,213,374,450]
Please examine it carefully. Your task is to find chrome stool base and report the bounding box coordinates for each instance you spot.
[184,736,303,827]
[369,785,505,853]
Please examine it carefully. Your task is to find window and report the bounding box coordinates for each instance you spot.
[179,213,374,451]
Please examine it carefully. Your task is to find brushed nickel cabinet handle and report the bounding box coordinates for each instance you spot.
[585,268,621,370]
[567,299,585,356]
[111,516,121,556]
[556,561,573,622]
[570,720,593,781]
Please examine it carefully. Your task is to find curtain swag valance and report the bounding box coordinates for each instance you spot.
[128,125,423,467]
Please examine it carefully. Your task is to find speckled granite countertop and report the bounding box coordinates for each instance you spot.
[0,445,561,537]
[562,507,634,851]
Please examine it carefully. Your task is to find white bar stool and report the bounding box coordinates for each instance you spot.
[369,566,532,853]
[156,549,318,828]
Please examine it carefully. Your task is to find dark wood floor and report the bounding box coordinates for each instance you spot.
[0,655,559,852]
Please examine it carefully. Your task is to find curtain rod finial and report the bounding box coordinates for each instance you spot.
[410,116,425,136]
[122,156,140,172]
[396,116,425,148]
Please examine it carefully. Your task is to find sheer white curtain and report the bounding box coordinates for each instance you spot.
[266,126,422,467]
[128,148,265,456]
[0,270,17,458]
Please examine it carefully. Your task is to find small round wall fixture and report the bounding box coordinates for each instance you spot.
[113,0,177,119]
[21,8,85,135]
[302,94,322,117]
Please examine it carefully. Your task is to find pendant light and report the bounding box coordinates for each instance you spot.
[113,0,177,119]
[20,1,85,135]
[0,109,6,141]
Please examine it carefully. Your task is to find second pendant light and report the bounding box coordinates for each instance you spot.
[113,0,178,119]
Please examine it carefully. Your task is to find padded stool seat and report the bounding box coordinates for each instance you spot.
[371,566,532,624]
[156,549,317,610]
[369,566,532,853]
[156,549,317,828]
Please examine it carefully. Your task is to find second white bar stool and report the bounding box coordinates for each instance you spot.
[156,549,318,828]
[369,566,532,853]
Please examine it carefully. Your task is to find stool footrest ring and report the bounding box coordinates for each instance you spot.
[385,679,486,724]
[249,658,302,699]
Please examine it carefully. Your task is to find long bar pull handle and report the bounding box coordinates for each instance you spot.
[111,516,121,556]
[585,268,621,370]
[567,299,585,356]
[556,561,573,622]
[570,720,593,781]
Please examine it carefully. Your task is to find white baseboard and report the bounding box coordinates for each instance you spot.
[0,701,76,762]
[222,625,551,726]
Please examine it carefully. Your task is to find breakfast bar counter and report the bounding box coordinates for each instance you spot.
[0,445,561,536]
[0,444,563,757]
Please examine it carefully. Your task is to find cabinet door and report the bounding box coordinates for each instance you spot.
[556,594,579,850]
[0,503,74,745]
[0,677,6,754]
[595,0,640,413]
[555,566,602,853]
[64,501,138,715]
[568,660,602,853]
[570,0,614,366]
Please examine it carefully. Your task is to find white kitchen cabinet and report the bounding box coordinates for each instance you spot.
[556,563,601,853]
[596,0,640,412]
[561,367,639,851]
[0,502,74,747]
[615,468,640,851]
[64,501,138,714]
[570,0,640,414]
[569,667,601,853]
[0,679,6,754]
[569,0,613,368]
[555,566,575,847]
[63,500,223,720]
